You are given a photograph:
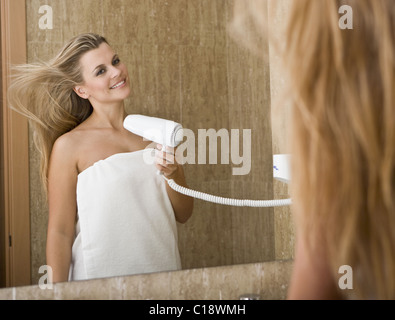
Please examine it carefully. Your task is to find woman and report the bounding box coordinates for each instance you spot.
[285,0,395,300]
[8,33,193,283]
[232,0,395,299]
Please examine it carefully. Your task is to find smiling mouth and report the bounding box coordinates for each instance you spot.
[110,79,126,89]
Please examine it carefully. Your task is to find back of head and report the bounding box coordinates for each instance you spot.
[284,0,395,299]
[230,0,395,299]
[8,33,108,192]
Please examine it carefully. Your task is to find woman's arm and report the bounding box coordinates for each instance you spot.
[155,145,194,224]
[46,135,79,283]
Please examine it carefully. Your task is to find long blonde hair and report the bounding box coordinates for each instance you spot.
[232,0,395,299]
[8,33,108,193]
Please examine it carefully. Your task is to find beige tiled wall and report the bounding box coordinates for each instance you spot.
[26,0,282,286]
[267,0,295,260]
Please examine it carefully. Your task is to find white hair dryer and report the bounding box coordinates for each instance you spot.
[123,114,291,207]
[123,114,184,148]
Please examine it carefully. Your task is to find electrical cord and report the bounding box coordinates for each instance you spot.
[163,176,292,207]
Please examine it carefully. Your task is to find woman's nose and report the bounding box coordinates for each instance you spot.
[110,65,121,78]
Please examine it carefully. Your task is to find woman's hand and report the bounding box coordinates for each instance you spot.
[154,144,180,179]
[155,143,194,223]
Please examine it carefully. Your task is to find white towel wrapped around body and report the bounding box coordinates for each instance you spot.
[69,148,181,281]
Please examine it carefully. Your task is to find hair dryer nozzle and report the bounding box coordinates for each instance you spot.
[123,114,183,147]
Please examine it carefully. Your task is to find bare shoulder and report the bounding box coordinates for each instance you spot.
[53,130,81,156]
[49,130,83,173]
[287,238,342,299]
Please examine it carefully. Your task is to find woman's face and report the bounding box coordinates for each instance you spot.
[74,42,131,106]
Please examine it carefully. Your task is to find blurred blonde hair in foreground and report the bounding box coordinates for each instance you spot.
[230,0,395,299]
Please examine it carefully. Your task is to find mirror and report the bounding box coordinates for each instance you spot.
[6,0,294,287]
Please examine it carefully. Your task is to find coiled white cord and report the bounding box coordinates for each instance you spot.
[163,176,292,207]
[124,116,292,207]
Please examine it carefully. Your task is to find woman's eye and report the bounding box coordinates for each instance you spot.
[96,68,105,76]
[113,58,120,65]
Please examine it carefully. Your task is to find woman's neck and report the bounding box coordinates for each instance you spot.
[87,101,127,129]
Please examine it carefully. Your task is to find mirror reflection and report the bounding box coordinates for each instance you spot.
[3,0,294,287]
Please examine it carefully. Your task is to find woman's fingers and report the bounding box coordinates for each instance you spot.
[155,144,179,177]
[155,144,176,164]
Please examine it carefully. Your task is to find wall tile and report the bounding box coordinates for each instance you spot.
[267,0,295,260]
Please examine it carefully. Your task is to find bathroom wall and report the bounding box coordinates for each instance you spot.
[27,0,275,285]
[267,0,295,260]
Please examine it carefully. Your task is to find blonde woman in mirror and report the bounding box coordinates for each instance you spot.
[232,0,395,299]
[8,33,193,283]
